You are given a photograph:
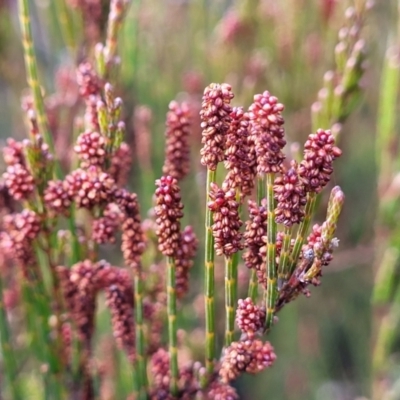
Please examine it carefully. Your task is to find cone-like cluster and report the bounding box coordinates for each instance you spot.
[200,83,234,171]
[274,161,307,226]
[76,62,102,98]
[149,348,171,395]
[243,199,268,286]
[298,129,342,193]
[105,284,135,363]
[1,209,40,269]
[208,182,243,257]
[3,163,35,201]
[109,142,131,185]
[207,381,239,400]
[44,180,72,215]
[236,297,266,338]
[74,130,106,169]
[154,176,184,257]
[224,107,256,198]
[162,101,191,181]
[92,203,123,244]
[115,190,145,270]
[219,339,276,383]
[2,138,24,165]
[248,91,286,174]
[65,166,116,209]
[175,226,198,299]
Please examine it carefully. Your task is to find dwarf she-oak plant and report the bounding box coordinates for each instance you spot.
[0,1,365,400]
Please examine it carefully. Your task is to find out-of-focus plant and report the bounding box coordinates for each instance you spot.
[372,2,400,399]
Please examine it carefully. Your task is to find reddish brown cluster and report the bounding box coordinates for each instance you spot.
[298,129,342,193]
[57,261,98,346]
[116,190,145,271]
[65,166,116,209]
[207,381,239,400]
[149,348,171,397]
[2,138,24,165]
[224,107,256,198]
[109,142,132,186]
[175,226,198,299]
[92,203,123,244]
[274,161,307,226]
[3,163,34,201]
[248,91,286,174]
[162,101,191,181]
[1,209,40,269]
[84,95,101,132]
[74,130,106,169]
[76,62,102,99]
[208,182,243,257]
[219,339,276,383]
[200,83,234,171]
[44,180,72,216]
[105,284,135,363]
[243,199,268,286]
[303,224,333,267]
[236,297,266,338]
[154,176,184,257]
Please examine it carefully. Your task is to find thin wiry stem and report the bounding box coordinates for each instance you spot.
[248,174,266,300]
[134,271,148,399]
[204,168,216,376]
[288,193,317,277]
[18,0,55,159]
[167,256,178,395]
[277,226,292,289]
[224,255,235,346]
[265,173,277,331]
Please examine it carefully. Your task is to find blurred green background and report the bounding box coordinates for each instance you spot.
[0,0,397,399]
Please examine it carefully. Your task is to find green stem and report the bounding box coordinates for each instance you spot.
[224,256,235,346]
[53,0,76,54]
[134,271,148,399]
[265,173,277,331]
[167,256,178,396]
[277,226,292,289]
[248,174,266,300]
[288,192,317,277]
[0,277,23,400]
[18,0,57,164]
[204,168,216,376]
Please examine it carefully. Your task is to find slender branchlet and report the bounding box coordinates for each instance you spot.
[248,91,286,332]
[200,83,234,375]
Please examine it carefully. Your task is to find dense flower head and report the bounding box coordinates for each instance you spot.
[109,142,132,185]
[44,180,72,216]
[74,130,107,168]
[274,161,307,226]
[3,138,25,166]
[175,226,198,299]
[298,129,342,193]
[208,182,243,256]
[154,176,184,257]
[219,339,276,383]
[248,91,286,174]
[105,284,135,363]
[92,203,123,244]
[65,166,116,209]
[236,297,266,338]
[3,163,34,201]
[1,209,41,269]
[303,224,333,267]
[243,199,268,286]
[224,107,256,198]
[207,381,239,400]
[76,61,102,99]
[200,83,234,170]
[162,100,191,181]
